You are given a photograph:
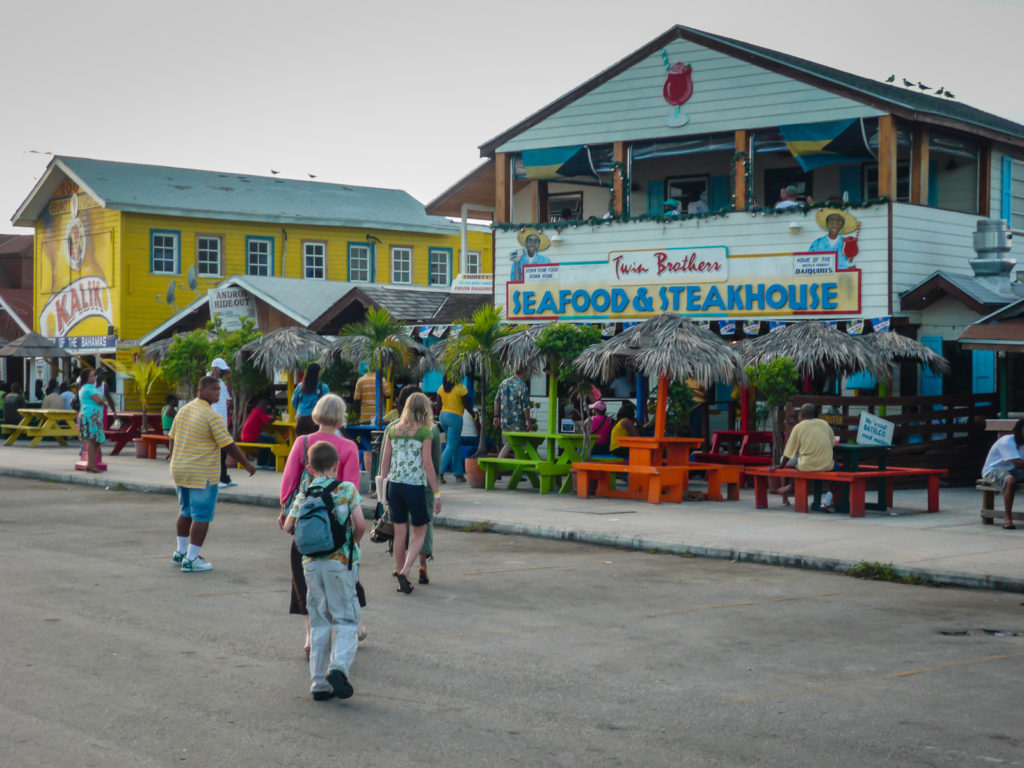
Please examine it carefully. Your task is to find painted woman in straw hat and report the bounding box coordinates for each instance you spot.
[509,228,551,281]
[808,208,860,269]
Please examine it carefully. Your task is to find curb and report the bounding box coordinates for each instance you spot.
[4,465,1023,594]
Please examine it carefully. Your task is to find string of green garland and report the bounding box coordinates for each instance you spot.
[491,196,890,232]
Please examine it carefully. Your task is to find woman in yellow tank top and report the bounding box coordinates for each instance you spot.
[609,401,640,460]
[437,376,478,483]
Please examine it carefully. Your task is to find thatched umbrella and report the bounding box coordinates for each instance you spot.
[0,331,71,358]
[861,331,950,375]
[575,314,747,439]
[237,326,332,376]
[740,321,893,383]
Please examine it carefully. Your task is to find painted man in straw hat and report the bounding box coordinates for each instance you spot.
[808,208,860,269]
[509,228,551,281]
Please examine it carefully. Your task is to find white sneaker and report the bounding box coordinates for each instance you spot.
[218,481,237,489]
[172,550,186,564]
[181,556,213,573]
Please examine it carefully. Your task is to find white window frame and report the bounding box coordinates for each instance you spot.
[304,241,326,280]
[150,230,179,275]
[246,236,274,276]
[428,248,451,287]
[348,243,372,283]
[391,246,412,284]
[196,235,222,277]
[1009,159,1024,235]
[464,250,481,275]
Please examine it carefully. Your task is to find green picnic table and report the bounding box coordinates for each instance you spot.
[477,431,585,494]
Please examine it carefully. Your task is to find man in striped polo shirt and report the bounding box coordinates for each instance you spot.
[170,376,256,572]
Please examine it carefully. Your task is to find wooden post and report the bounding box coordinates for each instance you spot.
[655,374,668,439]
[286,370,295,420]
[734,130,749,210]
[877,116,898,200]
[495,153,510,223]
[531,181,548,223]
[978,143,991,216]
[910,126,929,205]
[613,141,627,216]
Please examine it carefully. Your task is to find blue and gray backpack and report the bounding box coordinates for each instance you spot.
[294,480,354,565]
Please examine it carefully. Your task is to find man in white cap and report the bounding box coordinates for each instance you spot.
[209,357,235,488]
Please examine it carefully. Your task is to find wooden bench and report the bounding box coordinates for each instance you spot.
[573,462,686,504]
[236,441,290,471]
[477,457,570,494]
[138,433,171,459]
[747,466,946,517]
[977,478,1024,525]
[684,462,744,501]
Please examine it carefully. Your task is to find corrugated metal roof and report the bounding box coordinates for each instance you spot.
[25,157,459,234]
[480,25,1024,156]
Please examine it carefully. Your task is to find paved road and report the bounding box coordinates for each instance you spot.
[2,478,1023,767]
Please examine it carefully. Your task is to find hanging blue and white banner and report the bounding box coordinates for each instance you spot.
[872,316,891,332]
[419,325,433,338]
[601,323,616,337]
[769,320,786,333]
[697,320,711,331]
[719,320,736,335]
[823,320,838,329]
[743,320,761,336]
[431,325,446,337]
[622,321,640,330]
[847,319,864,335]
[450,324,462,337]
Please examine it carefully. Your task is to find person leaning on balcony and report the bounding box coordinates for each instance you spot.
[772,403,837,508]
[980,419,1024,530]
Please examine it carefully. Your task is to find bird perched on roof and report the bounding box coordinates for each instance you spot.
[945,91,955,99]
[917,82,931,92]
[308,173,317,179]
[885,74,895,83]
[270,169,280,174]
[902,78,914,88]
[935,87,944,96]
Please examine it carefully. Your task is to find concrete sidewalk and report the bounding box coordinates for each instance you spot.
[3,442,1023,593]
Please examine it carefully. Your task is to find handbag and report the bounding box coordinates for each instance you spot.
[368,474,394,543]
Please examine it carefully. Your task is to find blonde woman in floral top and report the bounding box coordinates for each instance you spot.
[379,392,440,594]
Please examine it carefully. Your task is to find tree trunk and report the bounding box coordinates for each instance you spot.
[476,369,488,457]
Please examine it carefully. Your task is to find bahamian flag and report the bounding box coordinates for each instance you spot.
[778,119,875,172]
[518,145,597,181]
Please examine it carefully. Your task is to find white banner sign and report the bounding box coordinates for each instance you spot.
[451,273,493,294]
[856,411,895,446]
[210,286,256,331]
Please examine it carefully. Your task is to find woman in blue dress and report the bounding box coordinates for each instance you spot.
[77,369,107,473]
[292,363,330,436]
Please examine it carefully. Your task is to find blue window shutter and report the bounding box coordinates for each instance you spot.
[920,336,944,395]
[1001,156,1013,222]
[972,350,996,394]
[839,165,862,203]
[646,181,664,216]
[709,176,729,210]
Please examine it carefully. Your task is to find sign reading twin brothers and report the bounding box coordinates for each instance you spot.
[505,208,863,321]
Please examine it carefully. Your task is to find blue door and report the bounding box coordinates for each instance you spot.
[920,336,944,395]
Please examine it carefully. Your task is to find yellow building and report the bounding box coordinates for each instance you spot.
[12,156,493,356]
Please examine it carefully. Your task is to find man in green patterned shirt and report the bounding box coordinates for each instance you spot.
[493,368,532,459]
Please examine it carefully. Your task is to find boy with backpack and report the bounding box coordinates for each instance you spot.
[283,441,366,701]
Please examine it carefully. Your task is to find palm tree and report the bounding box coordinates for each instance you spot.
[108,350,163,432]
[442,305,518,457]
[334,308,419,426]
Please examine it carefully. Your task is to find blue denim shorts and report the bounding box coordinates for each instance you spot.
[176,483,220,523]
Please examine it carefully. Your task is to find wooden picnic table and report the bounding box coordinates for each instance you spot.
[4,408,80,447]
[104,411,163,456]
[267,420,296,447]
[615,436,703,467]
[478,431,585,494]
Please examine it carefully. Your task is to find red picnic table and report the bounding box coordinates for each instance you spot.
[104,411,163,455]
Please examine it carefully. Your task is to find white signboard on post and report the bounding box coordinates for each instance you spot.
[210,286,256,331]
[856,412,894,446]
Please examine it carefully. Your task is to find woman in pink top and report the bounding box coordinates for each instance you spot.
[278,393,360,657]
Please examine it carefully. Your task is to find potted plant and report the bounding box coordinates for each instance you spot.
[442,305,517,488]
[109,350,164,457]
[745,357,798,487]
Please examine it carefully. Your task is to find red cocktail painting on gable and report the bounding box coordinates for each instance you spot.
[661,48,693,127]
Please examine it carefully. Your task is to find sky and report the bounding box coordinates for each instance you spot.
[2,0,1023,234]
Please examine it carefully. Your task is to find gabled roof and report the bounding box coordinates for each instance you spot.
[0,234,32,257]
[12,157,459,234]
[900,270,1024,314]
[139,276,472,344]
[479,25,1024,157]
